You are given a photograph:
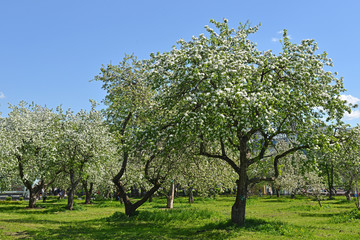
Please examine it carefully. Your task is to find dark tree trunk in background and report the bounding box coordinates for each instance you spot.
[42,190,47,203]
[345,191,352,201]
[188,187,194,203]
[291,192,295,199]
[325,163,335,199]
[82,180,93,204]
[345,178,353,201]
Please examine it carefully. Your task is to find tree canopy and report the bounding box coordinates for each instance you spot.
[141,19,350,225]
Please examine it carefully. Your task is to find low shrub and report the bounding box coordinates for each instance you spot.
[5,196,12,201]
[19,197,24,201]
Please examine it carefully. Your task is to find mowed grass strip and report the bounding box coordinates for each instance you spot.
[0,196,359,239]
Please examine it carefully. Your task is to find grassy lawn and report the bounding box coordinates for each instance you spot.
[0,195,359,239]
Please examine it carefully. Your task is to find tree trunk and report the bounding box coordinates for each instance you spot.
[326,163,335,200]
[188,187,194,203]
[167,181,175,209]
[124,202,136,216]
[317,198,322,207]
[82,180,93,204]
[276,187,280,198]
[231,172,247,226]
[113,176,161,216]
[28,190,37,208]
[345,178,353,201]
[85,182,93,204]
[42,190,47,203]
[67,169,81,210]
[67,188,75,210]
[345,190,352,201]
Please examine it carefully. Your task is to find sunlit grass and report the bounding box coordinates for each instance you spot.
[0,195,359,239]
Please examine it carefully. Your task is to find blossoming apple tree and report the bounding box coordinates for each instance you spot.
[145,19,350,225]
[0,102,62,208]
[55,102,115,210]
[95,55,178,216]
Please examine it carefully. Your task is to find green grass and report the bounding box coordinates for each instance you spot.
[0,196,359,239]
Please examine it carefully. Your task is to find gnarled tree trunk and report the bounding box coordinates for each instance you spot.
[113,178,161,216]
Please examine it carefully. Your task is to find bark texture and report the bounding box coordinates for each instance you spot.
[167,181,175,209]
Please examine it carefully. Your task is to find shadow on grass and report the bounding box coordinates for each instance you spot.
[201,217,313,238]
[0,202,86,215]
[298,212,341,218]
[0,205,26,211]
[105,209,217,223]
[150,204,192,209]
[15,209,314,240]
[332,199,353,205]
[25,219,201,240]
[2,218,65,225]
[261,198,292,203]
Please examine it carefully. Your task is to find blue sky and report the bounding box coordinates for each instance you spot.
[1,0,359,125]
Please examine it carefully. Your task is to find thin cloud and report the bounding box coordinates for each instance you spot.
[271,30,292,43]
[0,92,5,99]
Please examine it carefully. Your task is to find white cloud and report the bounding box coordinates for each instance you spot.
[343,110,360,120]
[0,92,5,99]
[340,95,360,120]
[272,37,279,42]
[340,94,360,105]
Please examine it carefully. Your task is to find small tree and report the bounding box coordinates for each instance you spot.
[304,172,326,207]
[1,102,62,208]
[95,55,172,216]
[56,102,115,210]
[275,142,309,198]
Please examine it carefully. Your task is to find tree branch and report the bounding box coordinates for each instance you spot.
[248,144,309,184]
[199,140,241,175]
